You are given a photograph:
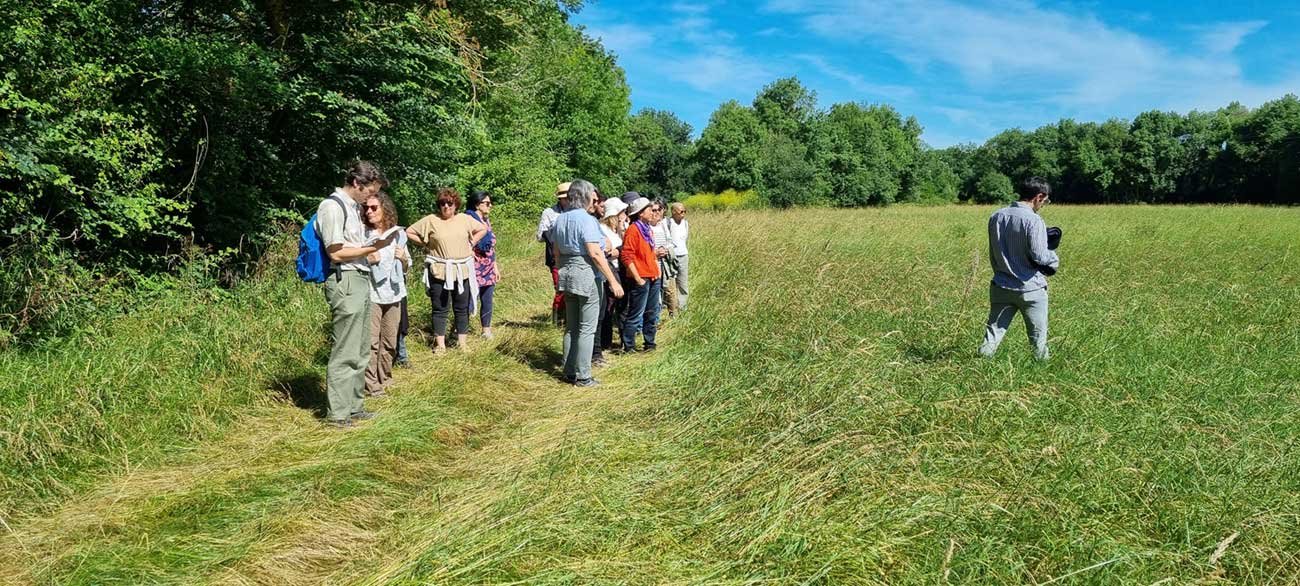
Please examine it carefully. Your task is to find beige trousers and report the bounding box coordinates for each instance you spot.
[365,301,402,395]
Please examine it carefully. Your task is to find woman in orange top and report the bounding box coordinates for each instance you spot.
[619,198,662,352]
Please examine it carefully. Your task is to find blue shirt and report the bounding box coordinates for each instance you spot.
[987,201,1060,292]
[549,208,605,296]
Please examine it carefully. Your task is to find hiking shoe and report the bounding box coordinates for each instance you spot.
[592,356,609,367]
[351,410,377,421]
[574,378,600,388]
[324,418,353,429]
[366,389,388,398]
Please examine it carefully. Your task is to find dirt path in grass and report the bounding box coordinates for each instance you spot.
[0,300,667,585]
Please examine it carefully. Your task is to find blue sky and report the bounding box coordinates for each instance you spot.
[570,0,1300,147]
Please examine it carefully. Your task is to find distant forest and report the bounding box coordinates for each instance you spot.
[679,77,1300,208]
[2,1,1297,341]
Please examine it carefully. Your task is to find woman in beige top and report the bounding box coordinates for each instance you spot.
[406,187,486,352]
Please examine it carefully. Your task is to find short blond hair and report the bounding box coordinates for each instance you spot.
[670,202,685,212]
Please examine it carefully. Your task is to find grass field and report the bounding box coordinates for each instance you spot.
[2,205,1299,584]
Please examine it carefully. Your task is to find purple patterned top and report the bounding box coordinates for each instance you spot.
[469,213,499,287]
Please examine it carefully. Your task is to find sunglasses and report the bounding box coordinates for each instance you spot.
[480,201,493,206]
[365,204,380,211]
[438,201,456,208]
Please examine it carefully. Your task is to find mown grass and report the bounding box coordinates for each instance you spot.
[3,206,1298,585]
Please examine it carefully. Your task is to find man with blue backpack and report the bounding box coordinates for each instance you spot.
[299,161,395,427]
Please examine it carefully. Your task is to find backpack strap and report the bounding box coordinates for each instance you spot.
[328,194,350,233]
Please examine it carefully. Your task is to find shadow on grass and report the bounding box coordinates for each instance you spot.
[902,342,960,363]
[496,312,553,332]
[495,311,569,382]
[273,371,327,417]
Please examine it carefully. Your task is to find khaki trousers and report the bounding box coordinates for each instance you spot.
[324,270,371,421]
[366,301,402,395]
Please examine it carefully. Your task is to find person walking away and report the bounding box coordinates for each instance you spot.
[407,188,487,352]
[648,201,678,317]
[979,177,1059,360]
[536,182,571,326]
[549,180,624,386]
[363,191,409,397]
[595,197,628,364]
[317,161,394,427]
[666,202,690,312]
[465,191,500,339]
[619,197,663,352]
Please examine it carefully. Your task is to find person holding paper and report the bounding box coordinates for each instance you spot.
[363,191,409,396]
[316,161,394,427]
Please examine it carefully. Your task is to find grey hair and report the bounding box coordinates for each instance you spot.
[566,179,596,210]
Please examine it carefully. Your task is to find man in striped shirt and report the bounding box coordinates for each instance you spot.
[979,177,1060,361]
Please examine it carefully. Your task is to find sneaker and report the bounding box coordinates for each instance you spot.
[351,410,377,421]
[574,378,600,387]
[592,356,609,367]
[481,331,495,340]
[324,418,353,429]
[643,345,657,352]
[365,389,388,398]
[618,346,638,354]
[394,360,411,369]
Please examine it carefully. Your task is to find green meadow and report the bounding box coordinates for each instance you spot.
[2,205,1299,584]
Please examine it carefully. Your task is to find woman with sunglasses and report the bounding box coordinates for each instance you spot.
[406,188,487,352]
[362,191,409,396]
[464,190,500,339]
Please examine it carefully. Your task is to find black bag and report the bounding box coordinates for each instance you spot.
[1046,226,1062,250]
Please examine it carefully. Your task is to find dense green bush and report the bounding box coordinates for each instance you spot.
[0,0,631,343]
[972,170,1015,204]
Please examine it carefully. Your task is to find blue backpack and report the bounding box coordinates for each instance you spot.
[296,195,349,283]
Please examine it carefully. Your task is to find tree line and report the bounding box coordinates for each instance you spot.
[1,1,1297,341]
[630,76,1300,207]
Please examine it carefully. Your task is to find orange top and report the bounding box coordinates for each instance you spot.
[619,223,661,280]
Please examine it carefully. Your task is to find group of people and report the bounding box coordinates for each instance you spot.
[312,162,504,427]
[311,162,691,426]
[310,161,1058,426]
[536,180,691,387]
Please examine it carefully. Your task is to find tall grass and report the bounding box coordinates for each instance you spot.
[377,206,1300,583]
[0,239,327,513]
[3,206,1298,584]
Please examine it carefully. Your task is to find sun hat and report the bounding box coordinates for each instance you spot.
[627,197,651,217]
[620,191,641,206]
[555,182,572,198]
[602,197,628,220]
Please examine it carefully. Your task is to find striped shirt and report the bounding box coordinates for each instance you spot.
[987,201,1059,292]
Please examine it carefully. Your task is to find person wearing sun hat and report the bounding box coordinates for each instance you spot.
[619,196,662,353]
[537,181,571,326]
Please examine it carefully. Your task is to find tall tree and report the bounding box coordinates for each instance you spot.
[691,101,765,193]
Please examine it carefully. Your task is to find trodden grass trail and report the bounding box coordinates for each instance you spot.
[3,206,1299,584]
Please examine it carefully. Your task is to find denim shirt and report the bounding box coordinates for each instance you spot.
[987,201,1060,292]
[368,229,410,304]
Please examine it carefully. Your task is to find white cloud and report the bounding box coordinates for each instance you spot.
[794,54,915,100]
[765,0,1297,112]
[585,23,655,56]
[1195,20,1268,54]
